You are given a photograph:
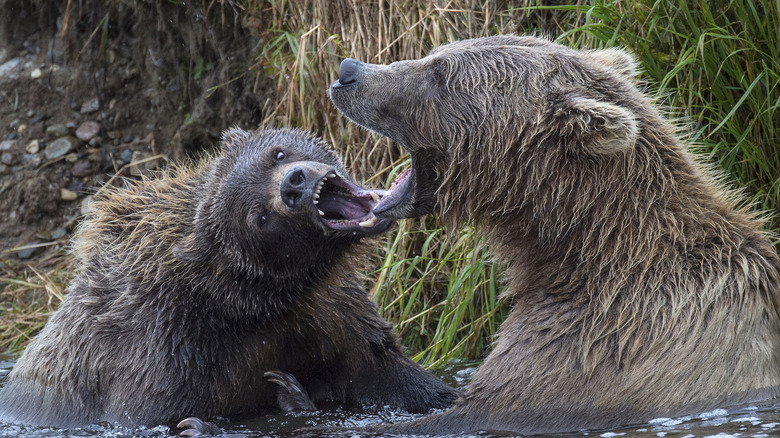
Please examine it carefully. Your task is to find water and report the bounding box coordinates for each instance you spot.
[2,357,780,438]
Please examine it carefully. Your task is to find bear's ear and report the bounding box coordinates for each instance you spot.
[585,48,639,81]
[220,127,251,149]
[173,232,211,264]
[551,93,638,155]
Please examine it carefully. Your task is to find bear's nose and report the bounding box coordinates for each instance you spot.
[338,58,359,85]
[281,168,307,208]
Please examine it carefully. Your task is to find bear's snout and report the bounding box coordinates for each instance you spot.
[281,168,308,208]
[338,58,360,85]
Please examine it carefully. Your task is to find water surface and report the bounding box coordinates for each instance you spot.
[2,357,780,438]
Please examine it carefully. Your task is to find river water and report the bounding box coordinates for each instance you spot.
[2,357,780,438]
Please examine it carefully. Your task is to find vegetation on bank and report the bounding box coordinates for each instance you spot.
[1,0,778,366]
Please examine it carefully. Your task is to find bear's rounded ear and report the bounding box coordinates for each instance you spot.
[220,127,251,149]
[585,48,639,81]
[552,93,638,155]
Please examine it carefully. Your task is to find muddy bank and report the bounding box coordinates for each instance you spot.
[0,0,272,252]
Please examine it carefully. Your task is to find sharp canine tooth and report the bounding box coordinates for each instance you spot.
[327,172,336,178]
[385,189,393,198]
[370,192,380,202]
[318,210,325,216]
[358,216,378,228]
[313,199,318,204]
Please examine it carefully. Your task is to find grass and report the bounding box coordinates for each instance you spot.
[1,0,778,367]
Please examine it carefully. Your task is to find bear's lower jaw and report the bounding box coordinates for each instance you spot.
[373,167,417,219]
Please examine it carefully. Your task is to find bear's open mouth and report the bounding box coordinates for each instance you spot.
[313,173,392,235]
[371,167,413,217]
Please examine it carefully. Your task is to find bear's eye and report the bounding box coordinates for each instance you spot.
[248,210,268,229]
[275,150,286,161]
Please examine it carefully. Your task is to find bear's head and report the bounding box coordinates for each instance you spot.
[174,128,392,278]
[329,35,642,223]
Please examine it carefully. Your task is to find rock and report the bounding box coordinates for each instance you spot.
[65,153,78,163]
[30,113,49,124]
[26,140,40,154]
[31,68,42,79]
[0,164,8,176]
[0,57,21,78]
[50,228,67,240]
[1,151,17,165]
[129,150,147,176]
[46,123,70,138]
[72,159,93,177]
[81,195,95,215]
[122,133,134,143]
[80,98,100,114]
[44,137,76,160]
[60,188,78,201]
[0,139,14,151]
[17,124,27,134]
[76,121,100,142]
[119,148,133,163]
[16,241,40,260]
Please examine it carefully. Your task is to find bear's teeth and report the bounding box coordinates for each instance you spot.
[318,209,324,216]
[358,216,378,228]
[385,189,393,198]
[369,192,380,203]
[326,172,336,178]
[313,192,320,200]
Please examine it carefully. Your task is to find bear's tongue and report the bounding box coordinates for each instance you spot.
[317,192,372,221]
[313,175,388,232]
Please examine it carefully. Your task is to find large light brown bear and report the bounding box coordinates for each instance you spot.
[328,35,780,435]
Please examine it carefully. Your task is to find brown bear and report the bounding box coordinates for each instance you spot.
[0,128,457,430]
[328,35,780,435]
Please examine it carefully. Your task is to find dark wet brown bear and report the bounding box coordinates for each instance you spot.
[329,35,780,434]
[0,128,456,429]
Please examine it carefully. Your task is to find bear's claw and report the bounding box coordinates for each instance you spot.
[177,417,222,436]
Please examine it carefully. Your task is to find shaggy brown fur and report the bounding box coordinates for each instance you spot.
[329,35,780,434]
[0,128,456,429]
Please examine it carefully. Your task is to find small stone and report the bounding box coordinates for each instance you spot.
[72,159,93,177]
[0,164,8,175]
[50,228,67,240]
[16,241,40,260]
[25,139,40,154]
[44,136,75,159]
[60,188,78,201]
[30,113,48,124]
[81,195,95,215]
[45,123,70,138]
[1,151,17,165]
[80,98,99,114]
[65,152,78,163]
[17,123,26,134]
[26,109,35,117]
[129,150,147,176]
[122,133,133,143]
[0,139,14,151]
[119,148,133,163]
[88,136,102,147]
[31,68,42,79]
[75,120,100,142]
